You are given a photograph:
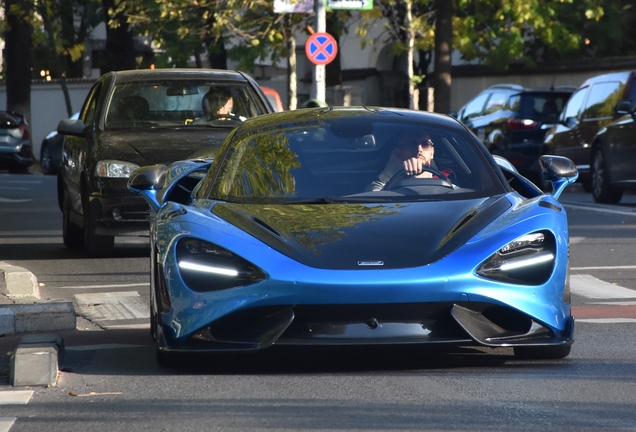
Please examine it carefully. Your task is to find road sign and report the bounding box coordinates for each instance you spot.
[327,0,372,10]
[305,32,338,66]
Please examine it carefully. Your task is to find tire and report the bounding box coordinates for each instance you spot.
[40,143,56,175]
[62,193,84,248]
[591,147,622,203]
[513,345,571,360]
[83,199,115,258]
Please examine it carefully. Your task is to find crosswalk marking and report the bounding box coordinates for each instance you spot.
[570,274,636,299]
[0,390,33,405]
[74,291,149,321]
[0,418,17,432]
[0,391,33,432]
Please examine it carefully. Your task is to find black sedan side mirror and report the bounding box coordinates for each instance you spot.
[614,100,634,116]
[57,119,87,137]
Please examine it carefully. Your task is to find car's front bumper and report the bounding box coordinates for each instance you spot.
[88,177,150,236]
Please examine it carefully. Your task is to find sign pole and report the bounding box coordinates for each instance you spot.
[313,0,326,103]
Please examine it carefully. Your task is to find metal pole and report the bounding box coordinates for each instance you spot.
[312,0,326,102]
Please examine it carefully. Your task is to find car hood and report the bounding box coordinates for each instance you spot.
[212,196,512,270]
[95,129,230,166]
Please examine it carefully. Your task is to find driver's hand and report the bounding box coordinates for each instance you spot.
[403,157,432,177]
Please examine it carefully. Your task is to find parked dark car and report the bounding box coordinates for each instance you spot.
[451,84,574,184]
[56,68,275,258]
[543,71,636,191]
[40,111,79,175]
[589,100,636,203]
[0,111,33,173]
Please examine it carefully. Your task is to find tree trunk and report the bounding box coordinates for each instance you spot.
[40,0,74,116]
[406,0,418,109]
[325,18,342,88]
[433,0,453,114]
[4,0,32,126]
[287,22,298,110]
[207,40,228,69]
[102,0,137,73]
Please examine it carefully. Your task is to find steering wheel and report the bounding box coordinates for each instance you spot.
[384,167,453,190]
[208,113,240,121]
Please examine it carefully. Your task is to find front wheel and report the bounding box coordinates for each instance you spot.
[513,345,571,360]
[40,143,56,175]
[591,147,622,203]
[83,201,115,258]
[62,193,84,248]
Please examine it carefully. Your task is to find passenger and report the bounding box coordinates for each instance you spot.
[365,131,436,191]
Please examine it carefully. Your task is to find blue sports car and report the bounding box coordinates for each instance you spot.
[128,107,578,367]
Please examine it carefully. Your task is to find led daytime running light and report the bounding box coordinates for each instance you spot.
[178,260,238,277]
[499,253,554,271]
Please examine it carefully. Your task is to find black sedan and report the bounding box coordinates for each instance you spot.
[590,99,636,203]
[56,68,275,257]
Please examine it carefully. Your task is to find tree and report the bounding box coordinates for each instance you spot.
[358,0,611,112]
[2,0,33,125]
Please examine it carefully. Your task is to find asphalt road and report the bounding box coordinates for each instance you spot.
[1,172,636,432]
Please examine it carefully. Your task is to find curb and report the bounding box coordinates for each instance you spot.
[10,333,64,387]
[0,262,77,336]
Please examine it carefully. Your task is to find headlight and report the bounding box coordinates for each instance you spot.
[95,160,140,178]
[477,231,555,285]
[176,238,266,292]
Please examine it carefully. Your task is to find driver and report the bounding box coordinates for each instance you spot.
[202,87,234,119]
[365,131,435,191]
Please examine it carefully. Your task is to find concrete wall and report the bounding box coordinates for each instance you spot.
[0,81,94,162]
[3,67,635,164]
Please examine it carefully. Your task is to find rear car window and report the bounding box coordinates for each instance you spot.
[511,93,571,120]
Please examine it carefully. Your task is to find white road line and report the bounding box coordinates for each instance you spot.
[61,283,149,289]
[571,274,636,299]
[572,265,636,270]
[0,418,16,432]
[577,318,636,324]
[0,390,33,405]
[0,198,30,203]
[102,323,151,330]
[563,203,636,217]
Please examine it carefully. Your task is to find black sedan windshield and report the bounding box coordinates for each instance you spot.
[105,81,268,129]
[206,110,506,203]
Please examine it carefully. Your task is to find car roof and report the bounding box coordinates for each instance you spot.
[580,70,636,86]
[236,106,468,138]
[485,84,576,94]
[105,68,251,84]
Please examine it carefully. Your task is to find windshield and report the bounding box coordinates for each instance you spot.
[104,80,268,130]
[205,117,506,203]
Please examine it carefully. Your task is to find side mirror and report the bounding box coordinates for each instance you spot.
[57,119,87,137]
[614,100,633,116]
[539,155,578,199]
[564,117,578,129]
[128,164,168,192]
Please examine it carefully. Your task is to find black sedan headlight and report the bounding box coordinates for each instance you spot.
[477,231,555,285]
[176,239,266,292]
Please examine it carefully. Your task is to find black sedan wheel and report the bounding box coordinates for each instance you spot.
[83,200,115,258]
[40,143,57,175]
[62,193,84,248]
[591,147,622,203]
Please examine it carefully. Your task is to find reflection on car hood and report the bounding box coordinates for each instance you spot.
[96,129,228,166]
[213,196,512,269]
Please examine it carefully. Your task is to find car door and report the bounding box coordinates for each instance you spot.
[545,86,588,165]
[577,80,625,169]
[62,80,104,214]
